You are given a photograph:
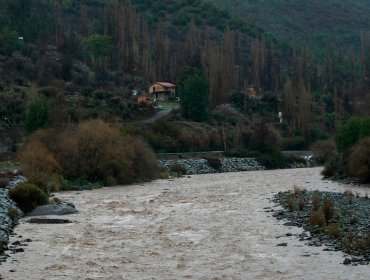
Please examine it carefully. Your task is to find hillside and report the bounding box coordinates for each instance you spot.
[1,0,370,157]
[212,0,370,50]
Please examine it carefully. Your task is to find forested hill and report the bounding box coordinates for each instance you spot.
[1,0,370,149]
[211,0,370,51]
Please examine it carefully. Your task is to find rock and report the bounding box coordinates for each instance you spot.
[27,202,78,216]
[27,218,72,224]
[343,258,352,265]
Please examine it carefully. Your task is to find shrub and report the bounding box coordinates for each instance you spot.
[309,210,325,227]
[336,117,370,152]
[206,157,222,170]
[255,146,292,169]
[322,199,334,223]
[7,207,21,225]
[24,99,50,134]
[346,137,370,183]
[326,224,342,238]
[170,163,187,176]
[281,137,308,151]
[293,186,306,195]
[310,139,337,164]
[0,178,9,188]
[9,183,48,213]
[287,195,295,210]
[18,120,160,187]
[298,198,305,211]
[18,138,61,193]
[311,194,320,210]
[322,154,342,177]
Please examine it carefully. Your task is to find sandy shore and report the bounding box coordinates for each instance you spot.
[1,167,369,279]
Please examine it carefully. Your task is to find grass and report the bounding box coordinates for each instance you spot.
[156,101,180,111]
[322,199,334,223]
[287,195,295,210]
[326,224,342,238]
[309,210,326,227]
[311,194,320,210]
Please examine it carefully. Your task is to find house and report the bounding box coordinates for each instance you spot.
[149,82,176,101]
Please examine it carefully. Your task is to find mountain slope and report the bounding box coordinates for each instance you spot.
[211,0,370,50]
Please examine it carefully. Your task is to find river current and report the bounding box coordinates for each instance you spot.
[0,167,369,279]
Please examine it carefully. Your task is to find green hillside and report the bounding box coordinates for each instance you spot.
[212,0,370,50]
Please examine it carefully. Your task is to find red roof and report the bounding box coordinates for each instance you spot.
[156,82,175,87]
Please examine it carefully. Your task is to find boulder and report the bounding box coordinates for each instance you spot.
[27,202,78,216]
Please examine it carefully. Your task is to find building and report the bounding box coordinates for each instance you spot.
[149,82,176,101]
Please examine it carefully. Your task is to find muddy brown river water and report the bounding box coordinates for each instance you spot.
[1,167,369,279]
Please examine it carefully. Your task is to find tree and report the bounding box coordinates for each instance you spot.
[180,71,210,122]
[82,34,112,68]
[24,100,50,134]
[0,28,20,55]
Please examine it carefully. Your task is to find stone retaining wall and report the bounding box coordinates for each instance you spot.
[159,157,264,175]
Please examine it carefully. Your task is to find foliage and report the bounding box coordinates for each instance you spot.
[336,117,370,152]
[180,71,210,122]
[24,99,50,134]
[18,137,61,192]
[310,139,337,164]
[322,154,343,177]
[82,34,112,61]
[0,27,21,55]
[205,157,222,170]
[7,207,21,225]
[309,210,326,227]
[346,137,370,183]
[18,120,160,187]
[170,163,187,176]
[281,137,308,151]
[249,123,282,152]
[9,182,48,213]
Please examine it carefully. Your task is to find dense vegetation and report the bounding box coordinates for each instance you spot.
[0,0,369,185]
[323,117,370,183]
[212,0,370,51]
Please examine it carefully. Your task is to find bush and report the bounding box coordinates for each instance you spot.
[18,139,61,192]
[18,120,160,187]
[322,199,334,223]
[170,163,187,176]
[206,157,222,170]
[322,154,343,177]
[346,137,370,183]
[281,137,308,151]
[309,210,325,227]
[310,139,337,164]
[326,224,342,238]
[9,183,48,213]
[336,117,370,152]
[0,178,9,188]
[7,207,21,225]
[255,146,292,169]
[24,99,50,134]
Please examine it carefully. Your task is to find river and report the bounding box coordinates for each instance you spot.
[0,167,369,279]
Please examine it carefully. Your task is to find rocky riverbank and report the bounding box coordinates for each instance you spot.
[159,157,265,175]
[272,189,370,266]
[0,175,26,262]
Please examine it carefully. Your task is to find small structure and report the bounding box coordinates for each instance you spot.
[149,82,176,101]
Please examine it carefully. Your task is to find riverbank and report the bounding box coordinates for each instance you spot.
[272,189,370,265]
[0,176,26,253]
[1,168,369,279]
